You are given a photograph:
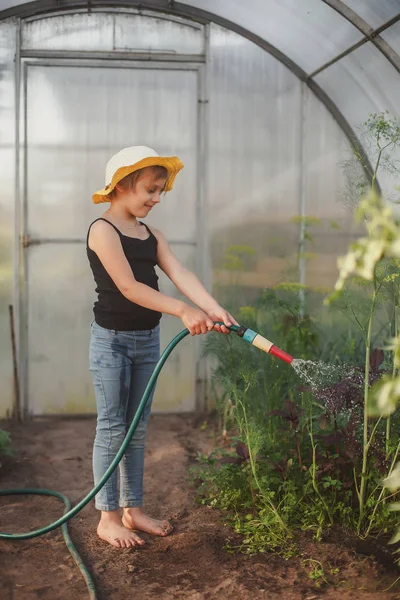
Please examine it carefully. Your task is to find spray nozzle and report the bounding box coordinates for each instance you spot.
[214,323,294,365]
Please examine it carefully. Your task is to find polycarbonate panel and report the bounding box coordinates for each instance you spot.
[304,89,366,289]
[381,22,400,55]
[27,244,96,414]
[0,0,23,13]
[340,0,400,28]
[181,0,362,73]
[26,65,198,242]
[0,21,14,145]
[114,13,203,54]
[0,19,16,418]
[155,244,197,412]
[25,63,199,414]
[22,13,114,50]
[315,43,400,200]
[208,25,301,306]
[26,243,196,414]
[22,11,204,54]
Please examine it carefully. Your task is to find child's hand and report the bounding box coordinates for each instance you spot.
[205,305,238,335]
[179,304,214,336]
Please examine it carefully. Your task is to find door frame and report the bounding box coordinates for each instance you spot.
[16,44,210,416]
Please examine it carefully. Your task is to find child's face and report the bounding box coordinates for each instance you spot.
[118,168,167,218]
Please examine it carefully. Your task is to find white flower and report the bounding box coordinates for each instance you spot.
[383,462,400,492]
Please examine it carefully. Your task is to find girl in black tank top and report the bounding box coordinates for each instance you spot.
[87,218,161,331]
[88,146,237,549]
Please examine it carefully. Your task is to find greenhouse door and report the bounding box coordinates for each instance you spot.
[21,61,202,415]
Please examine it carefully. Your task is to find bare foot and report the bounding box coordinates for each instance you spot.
[97,510,145,548]
[122,507,173,537]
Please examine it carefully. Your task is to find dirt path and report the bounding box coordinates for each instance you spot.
[0,415,398,600]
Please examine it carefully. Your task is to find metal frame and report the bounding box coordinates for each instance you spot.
[298,82,308,318]
[18,50,206,415]
[22,237,197,246]
[13,18,24,416]
[21,59,29,416]
[194,22,210,412]
[21,49,205,62]
[22,56,203,69]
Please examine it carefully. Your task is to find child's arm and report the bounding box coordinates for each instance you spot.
[153,228,238,335]
[88,220,214,335]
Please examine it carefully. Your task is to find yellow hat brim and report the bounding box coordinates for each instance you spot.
[92,156,184,204]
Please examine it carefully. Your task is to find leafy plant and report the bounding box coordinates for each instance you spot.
[198,267,399,552]
[327,112,400,533]
[0,429,13,466]
[195,113,400,556]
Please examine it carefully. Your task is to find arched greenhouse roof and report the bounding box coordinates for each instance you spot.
[1,1,399,149]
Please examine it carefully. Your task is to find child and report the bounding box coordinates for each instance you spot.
[87,146,237,549]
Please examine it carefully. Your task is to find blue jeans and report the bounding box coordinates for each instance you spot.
[89,320,160,511]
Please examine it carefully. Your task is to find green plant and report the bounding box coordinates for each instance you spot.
[332,189,400,553]
[0,429,13,462]
[341,111,400,211]
[329,112,400,534]
[198,116,400,555]
[304,558,328,586]
[199,269,399,549]
[331,190,400,534]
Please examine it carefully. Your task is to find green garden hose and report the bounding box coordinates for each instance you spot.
[0,322,293,599]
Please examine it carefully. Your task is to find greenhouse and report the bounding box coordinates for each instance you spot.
[0,0,398,416]
[0,1,400,598]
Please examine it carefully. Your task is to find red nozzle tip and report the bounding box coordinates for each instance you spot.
[269,345,294,364]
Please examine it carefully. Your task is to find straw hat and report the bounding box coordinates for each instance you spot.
[92,146,184,204]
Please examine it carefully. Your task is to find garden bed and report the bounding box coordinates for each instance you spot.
[0,415,398,600]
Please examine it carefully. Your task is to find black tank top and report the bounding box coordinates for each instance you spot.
[87,218,162,331]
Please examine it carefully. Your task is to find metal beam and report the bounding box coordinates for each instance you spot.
[21,49,205,62]
[0,0,173,20]
[322,0,376,35]
[374,13,400,35]
[22,236,196,246]
[0,0,379,188]
[321,0,400,74]
[13,18,22,416]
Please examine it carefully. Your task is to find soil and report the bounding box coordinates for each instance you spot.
[0,414,398,600]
